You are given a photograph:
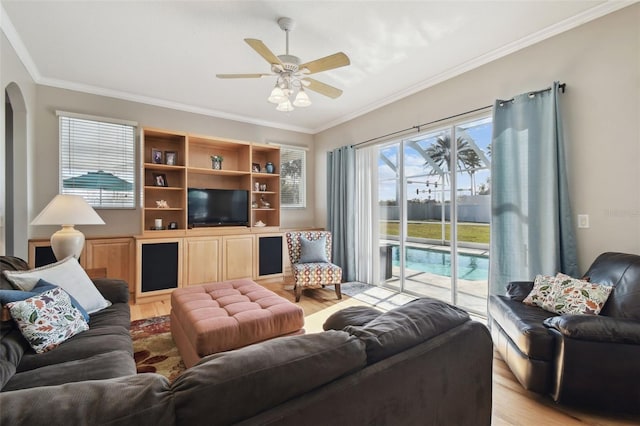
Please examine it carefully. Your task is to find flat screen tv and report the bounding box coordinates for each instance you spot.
[187,188,249,227]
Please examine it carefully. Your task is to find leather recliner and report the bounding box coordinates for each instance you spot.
[488,252,640,414]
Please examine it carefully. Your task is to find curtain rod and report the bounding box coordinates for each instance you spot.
[351,104,492,148]
[351,82,565,149]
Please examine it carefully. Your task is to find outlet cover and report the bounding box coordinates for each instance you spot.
[577,214,589,229]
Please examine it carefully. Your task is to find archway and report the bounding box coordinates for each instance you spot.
[4,82,28,258]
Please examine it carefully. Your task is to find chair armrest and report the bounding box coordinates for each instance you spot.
[506,281,534,301]
[544,315,640,344]
[92,278,129,304]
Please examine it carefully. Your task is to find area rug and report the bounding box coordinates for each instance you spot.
[340,281,374,296]
[130,315,185,382]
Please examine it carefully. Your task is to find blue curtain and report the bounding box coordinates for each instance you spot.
[327,146,356,281]
[489,82,577,295]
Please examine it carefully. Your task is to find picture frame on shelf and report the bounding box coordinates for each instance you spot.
[153,173,168,187]
[165,151,177,166]
[252,163,261,173]
[152,148,163,164]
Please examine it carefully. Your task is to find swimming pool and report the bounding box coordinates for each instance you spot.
[392,246,488,281]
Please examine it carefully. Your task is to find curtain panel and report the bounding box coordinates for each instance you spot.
[490,81,577,296]
[355,146,377,284]
[327,146,356,281]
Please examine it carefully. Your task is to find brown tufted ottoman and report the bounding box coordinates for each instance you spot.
[170,279,305,368]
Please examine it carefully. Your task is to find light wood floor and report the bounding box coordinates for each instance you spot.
[130,284,639,426]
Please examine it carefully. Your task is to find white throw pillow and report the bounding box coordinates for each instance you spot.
[2,256,111,314]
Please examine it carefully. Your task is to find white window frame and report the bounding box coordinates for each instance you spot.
[279,145,307,209]
[58,111,137,209]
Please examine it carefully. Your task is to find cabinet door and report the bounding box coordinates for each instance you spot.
[85,238,135,293]
[184,237,221,286]
[136,238,182,300]
[257,235,283,277]
[222,235,254,280]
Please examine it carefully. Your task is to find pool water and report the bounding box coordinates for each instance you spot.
[392,246,488,281]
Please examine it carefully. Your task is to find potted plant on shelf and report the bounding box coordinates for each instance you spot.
[211,155,223,170]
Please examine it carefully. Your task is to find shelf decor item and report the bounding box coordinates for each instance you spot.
[211,155,223,170]
[153,173,168,187]
[165,151,177,165]
[152,148,163,164]
[265,162,275,174]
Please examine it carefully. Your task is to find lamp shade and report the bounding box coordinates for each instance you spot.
[31,194,104,260]
[293,89,311,107]
[31,194,105,226]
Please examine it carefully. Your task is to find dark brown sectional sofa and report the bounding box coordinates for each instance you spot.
[1,256,493,425]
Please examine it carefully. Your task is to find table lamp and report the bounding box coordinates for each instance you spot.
[31,194,105,260]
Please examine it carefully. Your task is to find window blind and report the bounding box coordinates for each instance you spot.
[59,114,136,208]
[280,146,306,208]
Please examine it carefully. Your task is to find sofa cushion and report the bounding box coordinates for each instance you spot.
[17,323,132,373]
[522,274,556,307]
[88,302,131,330]
[0,322,29,390]
[3,349,136,391]
[298,236,328,263]
[3,257,111,314]
[322,306,382,331]
[0,279,90,322]
[0,374,173,426]
[343,297,470,364]
[172,330,366,426]
[584,252,640,320]
[488,295,557,360]
[7,288,89,354]
[544,274,613,315]
[0,256,29,290]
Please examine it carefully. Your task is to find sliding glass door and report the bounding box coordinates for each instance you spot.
[376,115,491,316]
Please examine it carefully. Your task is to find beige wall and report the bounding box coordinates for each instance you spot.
[314,5,640,272]
[30,86,316,240]
[1,30,37,259]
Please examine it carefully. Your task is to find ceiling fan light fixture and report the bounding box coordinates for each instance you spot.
[276,99,294,112]
[268,86,285,104]
[293,88,311,107]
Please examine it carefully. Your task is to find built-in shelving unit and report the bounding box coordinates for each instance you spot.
[141,128,187,233]
[141,127,281,236]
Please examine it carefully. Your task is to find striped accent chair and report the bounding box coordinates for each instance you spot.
[285,231,342,302]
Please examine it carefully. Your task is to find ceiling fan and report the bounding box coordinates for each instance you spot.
[216,17,350,111]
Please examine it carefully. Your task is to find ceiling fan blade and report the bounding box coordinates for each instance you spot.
[216,73,271,79]
[299,52,350,74]
[244,38,283,66]
[303,78,343,99]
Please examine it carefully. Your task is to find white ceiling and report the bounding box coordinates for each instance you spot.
[1,1,630,134]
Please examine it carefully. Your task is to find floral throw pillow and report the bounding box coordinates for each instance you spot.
[522,274,556,308]
[6,287,89,353]
[545,274,613,315]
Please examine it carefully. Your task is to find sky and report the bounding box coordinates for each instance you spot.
[378,116,492,203]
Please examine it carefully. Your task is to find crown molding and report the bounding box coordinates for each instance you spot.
[3,1,633,136]
[0,3,41,81]
[37,75,315,134]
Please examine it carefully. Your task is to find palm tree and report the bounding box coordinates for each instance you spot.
[425,135,482,194]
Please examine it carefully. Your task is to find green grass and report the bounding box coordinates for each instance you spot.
[381,221,489,244]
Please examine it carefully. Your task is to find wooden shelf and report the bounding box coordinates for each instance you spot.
[144,163,185,171]
[188,167,250,176]
[144,186,184,191]
[144,207,184,211]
